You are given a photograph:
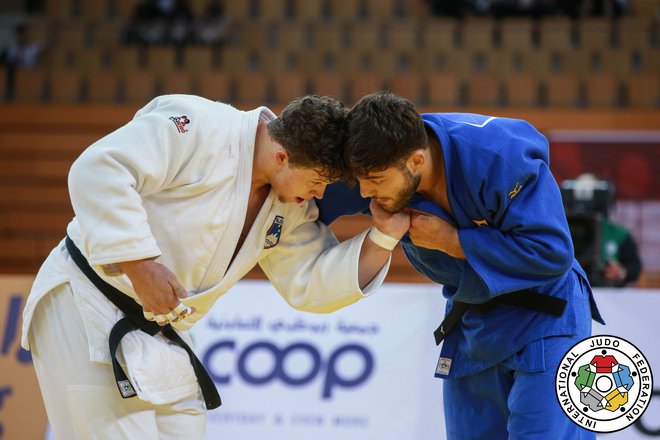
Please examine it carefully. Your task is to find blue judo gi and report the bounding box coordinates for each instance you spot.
[317,113,604,439]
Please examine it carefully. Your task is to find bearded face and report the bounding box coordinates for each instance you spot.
[358,162,421,214]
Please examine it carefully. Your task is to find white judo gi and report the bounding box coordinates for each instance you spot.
[21,95,388,439]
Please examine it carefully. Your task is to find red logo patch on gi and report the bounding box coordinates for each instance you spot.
[169,115,190,133]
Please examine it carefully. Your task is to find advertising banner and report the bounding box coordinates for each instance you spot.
[1,275,657,439]
[0,276,48,440]
[190,281,446,440]
[190,282,660,440]
[592,289,660,439]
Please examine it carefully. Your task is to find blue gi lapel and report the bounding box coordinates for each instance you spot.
[407,194,456,226]
[421,114,489,230]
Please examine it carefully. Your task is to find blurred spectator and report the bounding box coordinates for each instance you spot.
[424,0,631,19]
[25,0,44,14]
[589,0,628,17]
[489,0,557,18]
[426,0,467,18]
[1,23,46,100]
[426,0,588,18]
[193,0,231,46]
[555,0,584,19]
[2,23,44,69]
[599,214,641,286]
[125,0,194,45]
[561,173,641,287]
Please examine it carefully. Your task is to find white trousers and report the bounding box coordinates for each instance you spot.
[29,283,207,440]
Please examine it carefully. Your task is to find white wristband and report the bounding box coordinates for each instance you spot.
[368,227,400,251]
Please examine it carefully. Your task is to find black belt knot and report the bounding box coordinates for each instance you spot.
[65,236,221,410]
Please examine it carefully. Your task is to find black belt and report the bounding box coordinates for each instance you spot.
[65,236,221,410]
[433,289,567,346]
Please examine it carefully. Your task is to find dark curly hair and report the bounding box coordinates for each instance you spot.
[267,95,349,182]
[345,92,428,178]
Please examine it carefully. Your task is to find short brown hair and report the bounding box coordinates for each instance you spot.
[267,95,349,181]
[345,92,427,177]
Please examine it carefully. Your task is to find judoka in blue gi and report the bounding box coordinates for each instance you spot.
[317,92,604,439]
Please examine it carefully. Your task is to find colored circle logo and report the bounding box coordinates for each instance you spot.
[555,335,653,433]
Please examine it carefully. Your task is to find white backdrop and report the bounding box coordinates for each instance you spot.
[41,283,660,439]
[593,289,660,440]
[191,281,446,440]
[188,282,660,440]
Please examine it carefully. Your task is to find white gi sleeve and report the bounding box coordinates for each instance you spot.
[259,202,390,314]
[67,98,227,265]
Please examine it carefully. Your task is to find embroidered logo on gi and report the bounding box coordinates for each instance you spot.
[436,357,452,375]
[508,182,523,199]
[554,335,653,433]
[169,115,190,133]
[264,215,284,249]
[472,219,488,227]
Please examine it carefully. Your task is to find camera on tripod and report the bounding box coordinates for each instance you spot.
[560,174,616,286]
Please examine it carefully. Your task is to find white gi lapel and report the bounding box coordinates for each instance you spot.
[196,107,275,291]
[175,191,279,327]
[222,190,276,282]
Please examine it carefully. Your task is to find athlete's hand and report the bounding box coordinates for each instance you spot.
[369,199,410,240]
[118,259,193,324]
[409,210,465,258]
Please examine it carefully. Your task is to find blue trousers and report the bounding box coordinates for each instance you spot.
[443,288,596,439]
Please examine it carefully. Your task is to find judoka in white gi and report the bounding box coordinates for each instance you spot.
[21,94,410,439]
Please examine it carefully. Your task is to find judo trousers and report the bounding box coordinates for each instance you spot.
[443,283,597,440]
[29,283,206,440]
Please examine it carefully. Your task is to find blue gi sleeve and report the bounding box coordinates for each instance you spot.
[316,182,370,225]
[454,119,574,301]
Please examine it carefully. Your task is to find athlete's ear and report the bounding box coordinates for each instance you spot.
[407,149,426,172]
[275,147,289,166]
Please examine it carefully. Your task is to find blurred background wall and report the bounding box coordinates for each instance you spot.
[0,0,658,285]
[0,1,659,438]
